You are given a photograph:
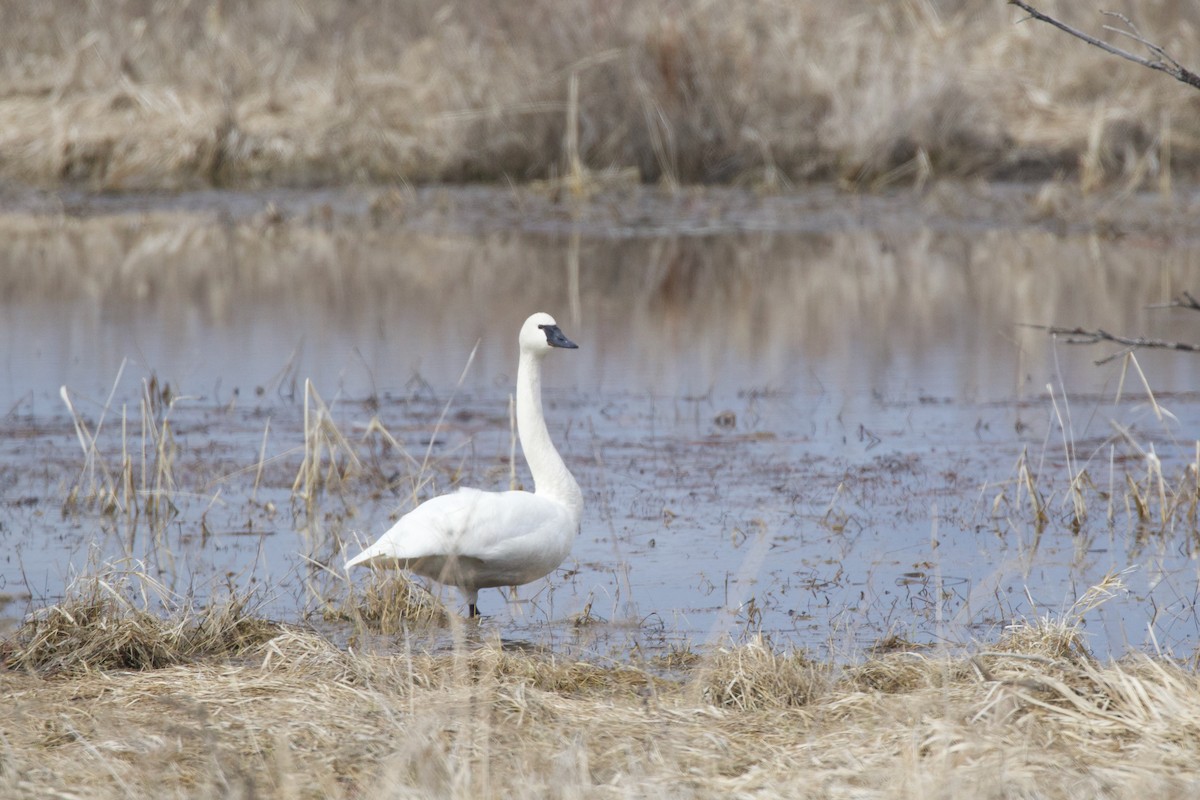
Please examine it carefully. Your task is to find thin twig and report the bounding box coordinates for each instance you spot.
[1146,290,1200,313]
[1101,12,1185,74]
[1009,1,1200,90]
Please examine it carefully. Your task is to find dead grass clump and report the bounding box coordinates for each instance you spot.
[434,644,660,699]
[692,638,826,710]
[7,584,174,673]
[6,572,280,674]
[994,617,1095,663]
[842,652,975,694]
[326,570,450,633]
[648,644,704,673]
[993,572,1126,665]
[257,627,411,694]
[970,649,1200,766]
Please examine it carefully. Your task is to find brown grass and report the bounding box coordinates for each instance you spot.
[2,0,1198,189]
[323,568,451,633]
[3,572,1200,798]
[5,569,280,674]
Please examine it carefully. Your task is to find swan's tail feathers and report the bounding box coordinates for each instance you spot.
[345,544,391,570]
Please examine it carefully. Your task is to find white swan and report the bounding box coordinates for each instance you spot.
[345,312,583,617]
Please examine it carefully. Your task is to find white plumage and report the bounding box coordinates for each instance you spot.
[346,312,583,616]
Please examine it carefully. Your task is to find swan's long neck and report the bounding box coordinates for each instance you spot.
[517,350,583,523]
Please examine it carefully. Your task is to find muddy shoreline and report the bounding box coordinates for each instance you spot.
[5,181,1200,243]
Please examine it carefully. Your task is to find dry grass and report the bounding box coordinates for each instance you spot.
[2,0,1199,189]
[989,350,1200,540]
[323,568,451,633]
[59,372,183,528]
[3,572,1200,798]
[4,569,280,674]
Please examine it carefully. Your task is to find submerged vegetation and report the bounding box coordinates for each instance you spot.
[990,350,1200,541]
[1,0,1198,190]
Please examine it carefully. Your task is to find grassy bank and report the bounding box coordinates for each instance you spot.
[1,572,1198,798]
[1,0,1198,191]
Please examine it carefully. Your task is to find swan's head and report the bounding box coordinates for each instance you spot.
[520,312,578,356]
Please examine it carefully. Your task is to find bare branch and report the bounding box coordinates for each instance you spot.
[1009,1,1200,90]
[1147,291,1200,313]
[1179,291,1200,312]
[1024,323,1200,365]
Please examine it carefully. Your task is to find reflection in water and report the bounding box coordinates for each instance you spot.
[3,206,1200,411]
[1,190,1200,659]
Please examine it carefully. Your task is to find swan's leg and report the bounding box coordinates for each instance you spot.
[465,588,480,618]
[506,585,524,619]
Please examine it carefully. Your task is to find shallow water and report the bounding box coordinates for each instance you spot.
[2,183,1200,661]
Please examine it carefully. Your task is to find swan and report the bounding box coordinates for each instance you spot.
[345,312,583,617]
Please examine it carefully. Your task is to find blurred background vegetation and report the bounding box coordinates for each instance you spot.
[0,0,1197,191]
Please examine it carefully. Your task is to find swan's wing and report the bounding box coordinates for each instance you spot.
[451,490,576,571]
[345,489,574,572]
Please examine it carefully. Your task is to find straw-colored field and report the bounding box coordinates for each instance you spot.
[2,0,1198,190]
[1,572,1198,799]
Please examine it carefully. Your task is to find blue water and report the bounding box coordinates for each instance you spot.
[2,185,1200,661]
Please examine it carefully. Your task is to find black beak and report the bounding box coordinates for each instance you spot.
[541,324,578,349]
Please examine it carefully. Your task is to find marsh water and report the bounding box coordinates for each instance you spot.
[3,182,1200,661]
